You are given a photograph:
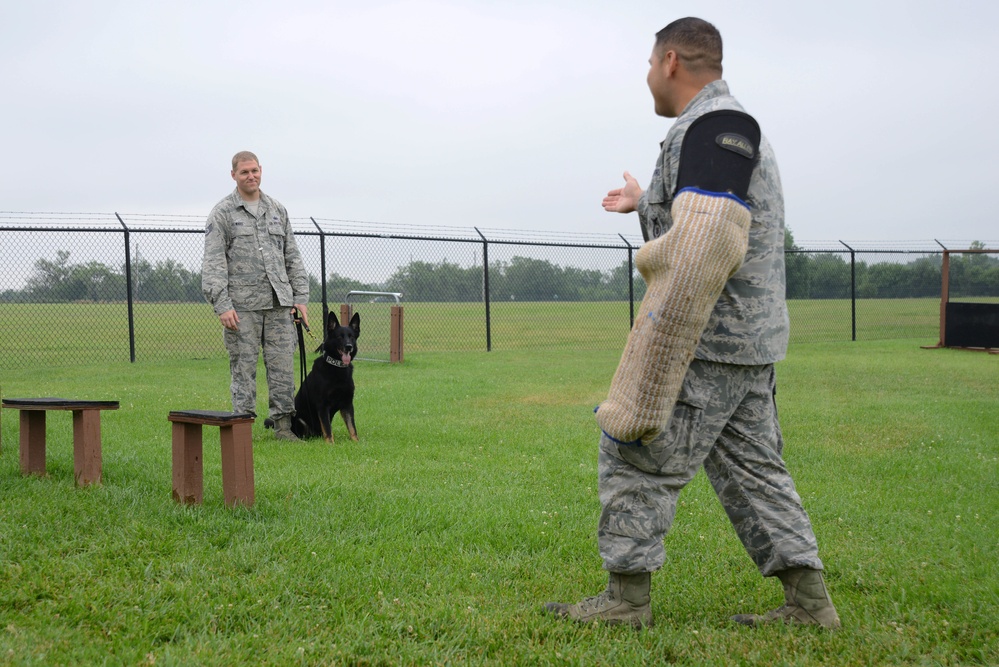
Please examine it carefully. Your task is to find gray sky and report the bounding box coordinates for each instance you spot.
[2,0,997,243]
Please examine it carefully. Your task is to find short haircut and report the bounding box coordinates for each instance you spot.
[231,151,259,171]
[654,17,723,75]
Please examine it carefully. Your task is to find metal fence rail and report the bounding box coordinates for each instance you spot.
[1,211,996,368]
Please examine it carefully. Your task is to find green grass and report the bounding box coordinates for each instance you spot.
[0,298,949,369]
[1,340,997,665]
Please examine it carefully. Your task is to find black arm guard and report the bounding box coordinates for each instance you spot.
[676,110,761,202]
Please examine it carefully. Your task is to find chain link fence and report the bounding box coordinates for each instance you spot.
[2,212,996,368]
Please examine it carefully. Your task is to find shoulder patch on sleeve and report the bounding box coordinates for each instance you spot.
[675,110,761,202]
[716,132,755,159]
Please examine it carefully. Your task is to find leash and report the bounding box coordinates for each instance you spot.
[294,308,317,343]
[292,307,311,412]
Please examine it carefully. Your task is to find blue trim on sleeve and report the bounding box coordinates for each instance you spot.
[593,406,644,447]
[676,186,750,210]
[600,430,644,447]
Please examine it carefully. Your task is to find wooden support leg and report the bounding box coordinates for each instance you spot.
[390,305,404,363]
[219,422,254,508]
[172,422,204,504]
[72,409,103,486]
[20,410,46,476]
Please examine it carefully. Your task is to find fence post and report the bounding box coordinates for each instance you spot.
[115,213,137,362]
[619,234,636,329]
[935,240,950,347]
[475,227,491,352]
[310,217,329,324]
[840,241,856,341]
[390,305,404,363]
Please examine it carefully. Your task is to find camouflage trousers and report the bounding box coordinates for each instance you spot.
[598,359,823,577]
[222,306,297,419]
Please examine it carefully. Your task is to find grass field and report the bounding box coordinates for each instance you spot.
[0,297,947,370]
[1,338,997,665]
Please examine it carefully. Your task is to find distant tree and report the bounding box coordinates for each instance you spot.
[384,261,480,302]
[25,251,124,302]
[145,260,195,301]
[323,272,378,303]
[25,250,74,301]
[500,256,567,301]
[783,227,812,299]
[606,260,644,301]
[562,266,606,300]
[950,242,999,298]
[809,254,851,299]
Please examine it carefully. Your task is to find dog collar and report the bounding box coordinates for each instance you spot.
[324,355,349,368]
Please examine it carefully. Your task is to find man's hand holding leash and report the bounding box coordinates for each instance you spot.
[292,304,310,331]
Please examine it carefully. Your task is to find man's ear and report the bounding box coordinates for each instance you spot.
[661,49,680,77]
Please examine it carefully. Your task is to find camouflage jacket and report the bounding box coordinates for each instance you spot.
[201,189,310,314]
[637,80,790,364]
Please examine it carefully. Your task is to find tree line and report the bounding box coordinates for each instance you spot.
[3,239,997,304]
[784,234,998,299]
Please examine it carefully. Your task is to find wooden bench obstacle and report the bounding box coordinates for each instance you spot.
[2,397,120,486]
[168,410,255,508]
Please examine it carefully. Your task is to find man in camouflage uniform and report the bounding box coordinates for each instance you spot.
[202,151,310,441]
[545,18,839,629]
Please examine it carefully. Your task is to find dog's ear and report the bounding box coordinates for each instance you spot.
[350,312,360,337]
[328,311,341,331]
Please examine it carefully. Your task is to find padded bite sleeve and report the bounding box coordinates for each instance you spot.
[595,189,751,445]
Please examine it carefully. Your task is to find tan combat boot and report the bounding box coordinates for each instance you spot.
[272,415,301,442]
[545,572,653,629]
[732,567,841,629]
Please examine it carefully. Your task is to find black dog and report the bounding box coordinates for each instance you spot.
[291,311,360,443]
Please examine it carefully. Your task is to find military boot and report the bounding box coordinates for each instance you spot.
[732,567,840,629]
[545,572,653,629]
[272,415,301,442]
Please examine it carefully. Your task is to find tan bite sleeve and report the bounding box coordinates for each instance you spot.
[596,190,752,445]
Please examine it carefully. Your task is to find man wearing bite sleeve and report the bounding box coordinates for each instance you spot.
[545,17,839,630]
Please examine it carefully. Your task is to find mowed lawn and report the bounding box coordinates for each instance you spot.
[0,297,943,369]
[1,326,997,662]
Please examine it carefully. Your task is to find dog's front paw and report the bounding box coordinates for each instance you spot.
[325,435,334,444]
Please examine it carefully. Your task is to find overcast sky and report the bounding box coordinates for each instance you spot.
[2,0,997,244]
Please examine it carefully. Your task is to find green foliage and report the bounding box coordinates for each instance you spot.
[385,260,482,302]
[381,257,638,303]
[0,342,996,665]
[785,248,999,301]
[5,252,643,305]
[324,272,380,303]
[131,258,203,303]
[23,251,127,303]
[7,244,999,307]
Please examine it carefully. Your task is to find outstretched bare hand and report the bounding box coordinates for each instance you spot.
[602,171,643,214]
